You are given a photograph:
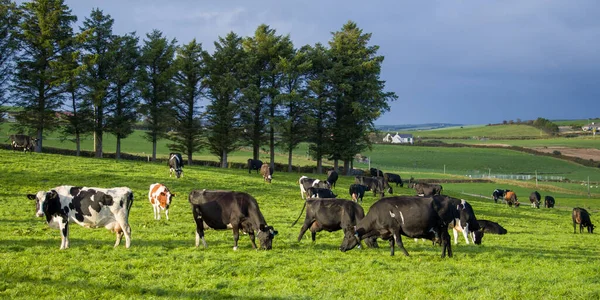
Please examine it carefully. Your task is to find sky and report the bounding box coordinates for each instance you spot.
[18,0,600,125]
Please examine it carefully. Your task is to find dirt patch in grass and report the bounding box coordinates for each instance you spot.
[532,147,600,161]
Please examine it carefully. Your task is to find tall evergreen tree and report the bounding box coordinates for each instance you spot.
[106,33,139,159]
[138,29,177,161]
[204,32,246,168]
[168,39,206,165]
[79,8,114,158]
[327,21,397,174]
[12,0,78,151]
[0,0,19,124]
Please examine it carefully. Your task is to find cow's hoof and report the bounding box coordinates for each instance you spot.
[233,246,238,251]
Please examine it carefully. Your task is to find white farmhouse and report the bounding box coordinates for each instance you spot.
[391,133,413,144]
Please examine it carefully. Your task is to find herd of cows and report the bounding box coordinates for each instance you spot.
[24,154,595,257]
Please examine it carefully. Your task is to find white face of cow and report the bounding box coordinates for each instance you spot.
[27,190,51,217]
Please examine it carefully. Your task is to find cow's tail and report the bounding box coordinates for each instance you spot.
[291,201,308,227]
[127,191,134,212]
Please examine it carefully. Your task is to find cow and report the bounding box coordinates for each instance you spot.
[492,189,506,203]
[148,183,175,220]
[529,191,541,208]
[544,196,555,208]
[260,163,273,183]
[477,220,508,235]
[168,153,183,178]
[9,134,37,153]
[340,195,467,257]
[299,176,330,200]
[572,207,594,234]
[27,186,133,249]
[354,176,391,198]
[384,172,403,187]
[306,187,336,199]
[447,198,483,245]
[409,182,442,196]
[247,159,263,174]
[504,190,519,207]
[291,198,378,248]
[188,189,277,250]
[370,168,384,177]
[326,170,339,188]
[349,184,368,203]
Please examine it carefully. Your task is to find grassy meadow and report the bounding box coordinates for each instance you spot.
[1,150,599,299]
[395,124,549,138]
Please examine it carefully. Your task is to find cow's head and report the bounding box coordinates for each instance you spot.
[265,174,272,183]
[387,186,393,194]
[340,228,361,252]
[258,225,277,250]
[471,230,484,245]
[161,191,175,209]
[27,190,59,217]
[588,223,595,234]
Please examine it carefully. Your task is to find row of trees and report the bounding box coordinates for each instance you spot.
[0,0,397,174]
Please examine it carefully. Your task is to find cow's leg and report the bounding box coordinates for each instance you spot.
[394,232,409,256]
[193,209,207,248]
[154,204,160,220]
[165,208,169,221]
[573,221,577,234]
[297,220,313,242]
[462,224,470,245]
[232,224,240,250]
[441,230,452,258]
[114,212,131,248]
[388,238,395,256]
[59,219,69,250]
[453,228,459,245]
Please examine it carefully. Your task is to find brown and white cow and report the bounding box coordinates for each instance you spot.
[260,163,273,183]
[148,183,175,220]
[504,191,519,207]
[27,186,133,249]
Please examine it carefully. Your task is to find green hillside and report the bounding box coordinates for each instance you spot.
[394,124,548,138]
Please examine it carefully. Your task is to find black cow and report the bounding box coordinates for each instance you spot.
[298,176,330,199]
[409,182,442,196]
[9,134,37,153]
[326,170,339,188]
[188,189,278,250]
[477,220,507,235]
[370,168,384,177]
[292,198,377,248]
[340,195,466,257]
[447,198,483,245]
[384,173,403,187]
[247,159,263,174]
[348,184,368,203]
[544,196,555,208]
[355,176,391,198]
[306,187,336,199]
[492,189,506,203]
[529,191,541,208]
[168,153,183,178]
[572,207,594,234]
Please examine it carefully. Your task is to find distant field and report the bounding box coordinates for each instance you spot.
[395,124,548,138]
[553,118,600,126]
[436,136,600,149]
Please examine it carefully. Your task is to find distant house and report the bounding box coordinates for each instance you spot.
[390,133,413,144]
[582,123,600,131]
[383,133,393,143]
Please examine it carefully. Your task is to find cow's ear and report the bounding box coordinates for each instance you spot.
[48,190,58,199]
[27,194,36,200]
[259,224,267,232]
[171,193,176,197]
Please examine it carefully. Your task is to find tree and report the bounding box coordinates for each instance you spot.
[79,8,114,158]
[168,39,206,165]
[12,0,78,152]
[0,0,19,124]
[326,21,397,174]
[204,32,246,167]
[137,29,177,161]
[106,33,139,159]
[277,47,311,172]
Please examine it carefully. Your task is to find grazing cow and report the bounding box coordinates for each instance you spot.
[492,189,506,203]
[260,163,273,183]
[446,197,483,245]
[370,168,384,177]
[572,208,594,234]
[384,173,403,187]
[148,183,175,220]
[27,186,133,249]
[168,153,183,178]
[354,176,390,198]
[348,184,369,203]
[544,196,555,208]
[9,134,37,153]
[188,189,278,250]
[529,191,541,208]
[326,170,339,188]
[504,191,519,207]
[340,195,465,257]
[409,182,442,196]
[247,159,263,174]
[299,176,330,199]
[292,198,378,248]
[477,220,507,235]
[306,187,336,199]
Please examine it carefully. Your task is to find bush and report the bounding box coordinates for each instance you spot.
[552,150,561,155]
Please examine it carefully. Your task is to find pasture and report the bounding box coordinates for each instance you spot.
[1,150,599,299]
[395,124,549,138]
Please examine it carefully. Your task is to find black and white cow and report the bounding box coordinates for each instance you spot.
[492,189,506,203]
[9,134,37,153]
[292,198,377,248]
[529,191,541,208]
[444,196,483,245]
[27,186,133,249]
[326,170,339,188]
[477,219,507,234]
[168,152,183,178]
[370,168,384,177]
[247,159,263,174]
[298,176,330,200]
[544,196,555,208]
[188,189,278,250]
[348,184,369,203]
[572,207,594,234]
[306,187,336,199]
[384,173,403,187]
[354,176,391,198]
[409,182,442,196]
[340,195,463,257]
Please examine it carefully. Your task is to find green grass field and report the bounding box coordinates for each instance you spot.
[1,150,599,299]
[435,136,600,149]
[395,124,549,138]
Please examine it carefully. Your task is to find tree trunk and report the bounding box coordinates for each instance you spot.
[287,148,293,172]
[334,159,339,172]
[36,129,42,153]
[187,149,192,166]
[344,160,351,176]
[95,107,103,158]
[152,132,157,161]
[253,142,259,161]
[222,149,228,168]
[116,136,121,160]
[316,157,322,174]
[269,125,275,169]
[75,133,80,156]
